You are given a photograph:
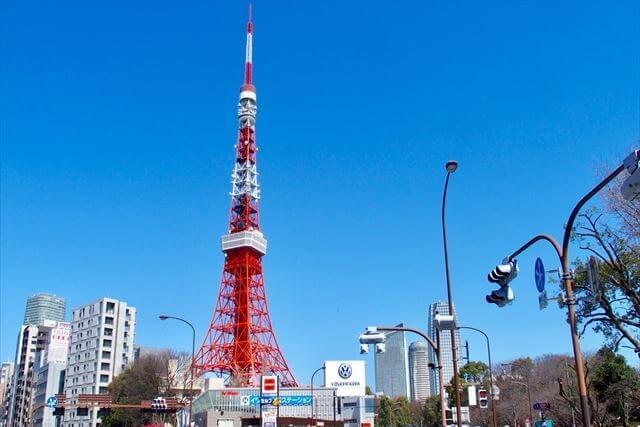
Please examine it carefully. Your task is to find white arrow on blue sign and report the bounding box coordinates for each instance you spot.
[535,258,545,293]
[46,396,57,409]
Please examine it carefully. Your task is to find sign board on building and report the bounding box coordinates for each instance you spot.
[242,395,312,406]
[261,408,277,427]
[48,322,71,362]
[261,375,278,396]
[324,361,366,397]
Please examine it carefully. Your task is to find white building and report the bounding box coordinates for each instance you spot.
[32,322,71,427]
[62,298,136,427]
[0,362,14,427]
[408,341,430,401]
[6,324,41,426]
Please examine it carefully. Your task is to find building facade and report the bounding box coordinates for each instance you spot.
[32,322,71,427]
[428,301,461,398]
[6,325,41,426]
[192,387,375,427]
[24,294,66,326]
[374,325,409,398]
[408,341,430,401]
[0,362,14,427]
[62,298,136,427]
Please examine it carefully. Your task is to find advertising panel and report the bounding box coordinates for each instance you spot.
[48,322,71,362]
[261,375,279,396]
[261,408,277,427]
[324,360,365,397]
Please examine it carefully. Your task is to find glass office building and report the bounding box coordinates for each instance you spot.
[428,301,461,397]
[374,324,409,398]
[23,293,66,325]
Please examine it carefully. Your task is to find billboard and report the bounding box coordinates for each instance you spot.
[48,322,71,363]
[261,375,278,396]
[324,361,365,397]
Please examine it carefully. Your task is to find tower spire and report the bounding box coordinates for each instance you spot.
[243,4,254,88]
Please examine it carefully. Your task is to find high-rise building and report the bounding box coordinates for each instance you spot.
[62,298,136,427]
[374,324,409,398]
[32,321,70,427]
[5,294,67,426]
[428,301,461,398]
[6,324,41,426]
[0,362,14,427]
[24,294,66,326]
[408,341,430,401]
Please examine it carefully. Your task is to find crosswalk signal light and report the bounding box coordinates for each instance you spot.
[486,259,518,307]
[478,389,488,409]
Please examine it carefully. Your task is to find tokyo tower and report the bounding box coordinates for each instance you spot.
[193,9,297,387]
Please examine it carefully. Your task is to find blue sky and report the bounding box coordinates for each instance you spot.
[2,0,639,387]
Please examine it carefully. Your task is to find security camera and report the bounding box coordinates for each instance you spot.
[360,344,369,355]
[375,343,386,354]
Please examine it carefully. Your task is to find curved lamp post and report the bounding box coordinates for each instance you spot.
[442,160,463,427]
[365,325,447,427]
[457,326,497,427]
[159,315,196,427]
[310,366,325,426]
[493,150,640,427]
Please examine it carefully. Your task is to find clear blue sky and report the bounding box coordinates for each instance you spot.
[2,0,639,386]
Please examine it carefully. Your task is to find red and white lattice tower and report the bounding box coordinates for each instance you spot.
[193,9,297,387]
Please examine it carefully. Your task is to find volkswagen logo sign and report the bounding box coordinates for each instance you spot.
[338,363,352,379]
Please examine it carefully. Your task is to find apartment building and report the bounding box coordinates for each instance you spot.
[62,298,136,427]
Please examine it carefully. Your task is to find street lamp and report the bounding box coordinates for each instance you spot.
[485,149,640,427]
[442,160,463,427]
[360,326,447,427]
[457,326,497,427]
[159,315,196,427]
[310,366,325,427]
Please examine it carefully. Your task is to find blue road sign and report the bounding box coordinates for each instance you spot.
[46,396,57,409]
[533,402,550,411]
[535,258,545,292]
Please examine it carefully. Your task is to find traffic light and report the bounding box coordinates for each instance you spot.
[486,259,518,307]
[151,397,167,411]
[621,150,640,201]
[478,389,488,409]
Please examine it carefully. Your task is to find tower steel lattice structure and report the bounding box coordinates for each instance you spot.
[193,11,297,387]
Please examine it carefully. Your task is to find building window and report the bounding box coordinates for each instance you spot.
[106,302,115,314]
[100,374,109,382]
[102,339,112,348]
[103,328,113,337]
[101,351,111,359]
[101,362,110,371]
[105,317,114,325]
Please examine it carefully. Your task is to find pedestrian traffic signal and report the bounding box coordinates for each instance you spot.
[478,389,488,409]
[486,259,518,307]
[151,397,167,411]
